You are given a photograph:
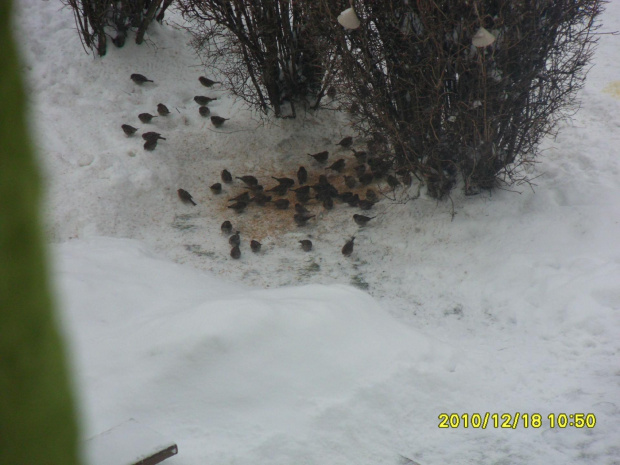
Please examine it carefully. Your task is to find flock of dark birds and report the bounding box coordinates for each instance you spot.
[121,73,228,151]
[120,73,410,261]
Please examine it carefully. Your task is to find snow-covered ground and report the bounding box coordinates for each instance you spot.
[13,1,620,464]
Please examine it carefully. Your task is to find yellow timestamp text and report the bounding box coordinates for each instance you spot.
[438,413,596,429]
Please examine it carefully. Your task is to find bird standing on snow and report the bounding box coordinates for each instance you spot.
[143,139,157,151]
[308,151,329,163]
[221,169,233,183]
[297,166,308,185]
[177,189,196,205]
[210,183,222,194]
[121,124,138,136]
[199,76,221,87]
[230,245,241,259]
[336,136,353,148]
[326,158,346,173]
[199,106,210,117]
[353,214,376,226]
[142,132,166,141]
[236,175,259,187]
[229,231,241,247]
[157,103,170,116]
[131,73,153,84]
[211,116,229,127]
[250,240,262,253]
[194,96,217,105]
[138,113,157,123]
[299,240,313,252]
[342,237,355,256]
[221,220,233,234]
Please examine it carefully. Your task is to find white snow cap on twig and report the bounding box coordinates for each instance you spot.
[472,26,496,47]
[338,7,360,29]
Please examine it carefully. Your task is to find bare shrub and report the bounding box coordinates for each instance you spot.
[62,0,174,56]
[178,0,330,118]
[311,0,606,198]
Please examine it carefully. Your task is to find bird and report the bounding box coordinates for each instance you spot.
[358,199,375,210]
[342,237,355,256]
[353,214,376,226]
[210,183,222,194]
[228,201,248,212]
[272,176,295,187]
[274,199,290,210]
[299,239,313,252]
[336,136,353,148]
[339,192,354,203]
[352,149,367,163]
[354,164,367,177]
[211,116,229,127]
[199,76,221,87]
[344,175,357,189]
[142,132,166,141]
[251,193,272,206]
[266,184,290,196]
[386,174,400,189]
[346,193,360,207]
[250,240,262,253]
[194,96,217,105]
[130,73,153,84]
[294,187,311,203]
[157,103,170,116]
[199,106,210,117]
[294,213,315,226]
[229,231,240,247]
[221,169,233,183]
[308,151,329,163]
[121,124,138,136]
[327,86,337,99]
[228,191,251,203]
[244,184,264,192]
[230,245,241,259]
[177,189,196,205]
[236,175,259,187]
[297,166,308,185]
[326,158,346,173]
[323,196,334,210]
[138,113,157,123]
[359,172,374,186]
[365,189,378,202]
[143,139,157,151]
[221,220,233,234]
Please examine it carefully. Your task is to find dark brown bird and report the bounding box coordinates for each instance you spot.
[294,186,311,203]
[354,164,367,177]
[131,73,153,84]
[143,139,157,151]
[365,189,378,202]
[323,196,334,210]
[221,169,233,183]
[229,231,240,247]
[228,191,251,204]
[346,193,360,207]
[299,239,313,252]
[230,245,241,259]
[352,149,367,163]
[272,176,295,187]
[326,158,345,173]
[177,188,196,205]
[359,172,374,186]
[138,113,157,123]
[386,174,400,189]
[194,96,217,105]
[251,193,272,206]
[308,151,329,163]
[210,183,222,194]
[274,199,290,210]
[157,103,170,116]
[250,240,262,253]
[121,124,138,136]
[294,213,315,226]
[142,131,166,141]
[198,106,210,117]
[266,184,290,196]
[295,203,311,215]
[336,136,353,148]
[228,201,248,212]
[344,175,357,189]
[353,214,376,226]
[342,236,355,256]
[221,220,233,234]
[244,184,264,192]
[211,116,229,127]
[339,192,354,203]
[358,199,375,210]
[199,76,221,87]
[236,175,258,187]
[297,166,308,185]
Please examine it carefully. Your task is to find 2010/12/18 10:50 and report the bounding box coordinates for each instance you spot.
[437,412,596,429]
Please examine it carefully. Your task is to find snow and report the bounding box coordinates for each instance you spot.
[12,0,620,464]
